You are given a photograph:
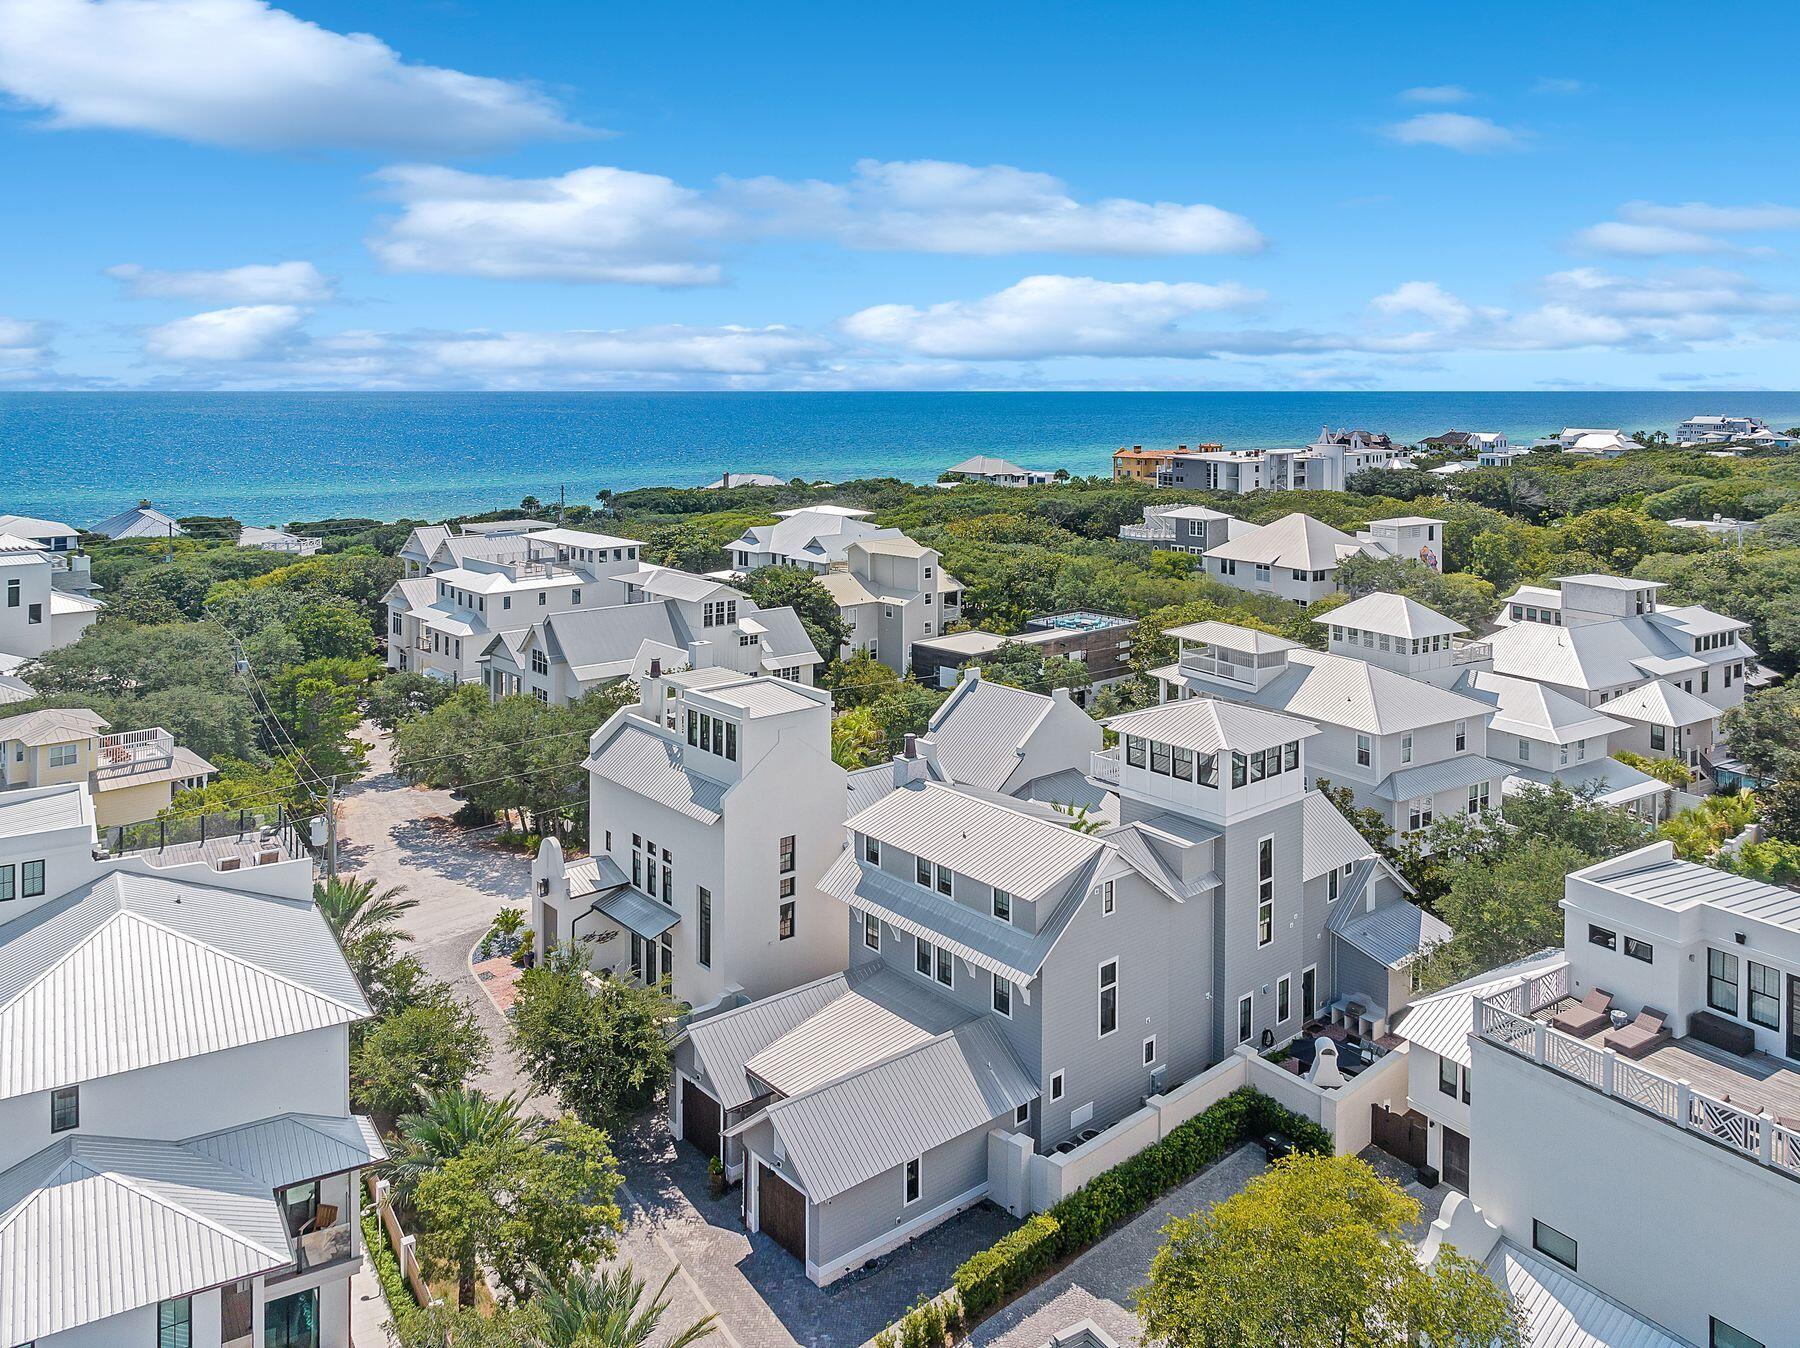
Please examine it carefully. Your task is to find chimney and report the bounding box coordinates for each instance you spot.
[649,658,662,679]
[1051,687,1073,705]
[893,733,935,786]
[903,734,917,759]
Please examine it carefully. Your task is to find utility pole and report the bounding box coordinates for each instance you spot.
[557,483,566,525]
[325,775,339,879]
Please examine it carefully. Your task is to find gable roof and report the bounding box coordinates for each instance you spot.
[1327,881,1450,969]
[91,506,183,539]
[1229,648,1492,737]
[1321,592,1468,640]
[1486,614,1722,693]
[586,722,727,824]
[947,455,1030,477]
[1301,792,1378,880]
[1454,669,1627,743]
[1205,513,1365,570]
[0,706,108,746]
[0,871,370,1100]
[681,970,859,1110]
[540,602,692,682]
[1392,953,1564,1067]
[1600,678,1720,728]
[927,676,1059,792]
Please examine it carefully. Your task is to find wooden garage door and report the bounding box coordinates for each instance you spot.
[757,1163,807,1263]
[682,1078,721,1159]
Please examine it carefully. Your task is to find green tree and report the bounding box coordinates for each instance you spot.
[414,1116,622,1305]
[1137,1154,1522,1348]
[391,1087,532,1213]
[742,565,847,666]
[315,874,419,997]
[823,651,903,708]
[351,1000,490,1118]
[365,670,456,732]
[642,522,728,572]
[527,1264,717,1348]
[1313,777,1393,854]
[981,641,1092,695]
[1420,841,1585,988]
[510,944,680,1123]
[1722,683,1800,780]
[1331,554,1498,630]
[830,705,888,769]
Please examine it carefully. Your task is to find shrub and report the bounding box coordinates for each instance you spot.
[954,1214,1061,1316]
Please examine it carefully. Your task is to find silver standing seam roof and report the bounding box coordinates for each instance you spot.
[1484,1241,1690,1348]
[1327,882,1451,968]
[1590,854,1800,932]
[586,722,727,824]
[681,970,858,1110]
[926,676,1059,792]
[1106,697,1318,756]
[1372,753,1510,803]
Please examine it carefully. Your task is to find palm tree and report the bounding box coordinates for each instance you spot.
[527,1264,716,1348]
[390,1087,531,1205]
[314,873,418,946]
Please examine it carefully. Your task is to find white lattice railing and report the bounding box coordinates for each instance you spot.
[1475,978,1798,1180]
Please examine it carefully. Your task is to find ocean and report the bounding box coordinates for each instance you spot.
[5,390,1799,526]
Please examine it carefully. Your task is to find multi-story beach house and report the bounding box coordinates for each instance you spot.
[1199,513,1443,605]
[1413,843,1800,1348]
[530,667,847,1009]
[1418,430,1508,456]
[1150,614,1508,846]
[1155,428,1402,494]
[910,613,1137,705]
[0,514,94,595]
[481,591,819,704]
[91,503,186,540]
[1675,414,1783,446]
[0,706,215,830]
[0,533,103,660]
[1117,504,1255,554]
[817,537,963,672]
[0,781,380,1348]
[922,671,1103,802]
[383,526,645,682]
[669,695,1443,1284]
[723,505,884,573]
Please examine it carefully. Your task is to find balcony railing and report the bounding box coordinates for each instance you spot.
[96,726,175,774]
[1090,749,1120,785]
[1120,523,1175,543]
[1178,649,1259,685]
[1474,965,1800,1181]
[292,1218,355,1272]
[1451,640,1493,665]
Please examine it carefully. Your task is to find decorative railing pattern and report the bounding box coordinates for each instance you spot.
[1474,964,1798,1181]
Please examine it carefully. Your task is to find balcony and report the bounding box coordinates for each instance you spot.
[1451,640,1492,665]
[292,1215,355,1272]
[1178,648,1259,685]
[1475,964,1800,1180]
[1120,523,1175,543]
[95,726,175,776]
[1090,748,1120,785]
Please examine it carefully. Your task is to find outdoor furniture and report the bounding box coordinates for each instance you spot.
[1604,1007,1672,1060]
[1550,988,1613,1039]
[299,1203,338,1235]
[1260,1132,1294,1161]
[1688,1008,1756,1057]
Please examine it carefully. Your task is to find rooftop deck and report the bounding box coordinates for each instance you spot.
[1476,963,1800,1180]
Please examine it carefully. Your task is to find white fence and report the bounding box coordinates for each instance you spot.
[1237,1044,1409,1158]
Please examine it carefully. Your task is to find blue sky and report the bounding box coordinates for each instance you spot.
[4,0,1800,391]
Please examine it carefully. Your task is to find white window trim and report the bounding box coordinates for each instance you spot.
[1300,964,1318,1020]
[1098,958,1119,1038]
[1277,973,1292,1023]
[1049,1070,1065,1101]
[1237,993,1254,1045]
[864,913,880,951]
[1014,1101,1031,1126]
[992,971,1013,1018]
[902,1156,922,1206]
[1142,1034,1159,1066]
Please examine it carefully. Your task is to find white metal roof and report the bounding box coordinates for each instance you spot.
[1300,792,1377,880]
[947,455,1032,477]
[926,675,1058,792]
[1327,891,1450,968]
[1454,670,1628,743]
[0,782,93,840]
[1372,753,1510,803]
[1393,954,1565,1067]
[1204,512,1364,570]
[1165,620,1302,654]
[1485,1242,1691,1348]
[0,869,370,1099]
[682,970,859,1110]
[844,779,1106,901]
[586,722,727,824]
[1321,592,1467,640]
[1106,697,1317,756]
[1599,679,1720,729]
[1583,850,1800,933]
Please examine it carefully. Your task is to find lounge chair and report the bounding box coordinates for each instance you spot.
[1604,1007,1671,1060]
[1550,987,1613,1039]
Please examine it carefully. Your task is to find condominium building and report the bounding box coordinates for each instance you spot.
[0,782,380,1348]
[383,526,644,682]
[0,706,215,829]
[479,585,820,704]
[0,534,103,660]
[1432,844,1800,1348]
[1151,616,1508,845]
[1155,428,1402,494]
[1111,445,1221,482]
[530,668,847,1009]
[672,694,1442,1283]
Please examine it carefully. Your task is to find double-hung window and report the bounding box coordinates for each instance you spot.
[992,972,1012,1017]
[1707,949,1740,1016]
[1098,959,1118,1036]
[1748,961,1781,1029]
[50,1085,78,1132]
[992,888,1012,922]
[158,1295,193,1348]
[1256,838,1274,947]
[21,860,42,899]
[863,913,880,950]
[1355,734,1372,768]
[915,936,932,977]
[902,1157,922,1205]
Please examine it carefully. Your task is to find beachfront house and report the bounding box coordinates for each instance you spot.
[238,525,323,555]
[1155,428,1403,494]
[670,695,1439,1284]
[91,503,185,540]
[0,781,381,1348]
[942,456,1053,487]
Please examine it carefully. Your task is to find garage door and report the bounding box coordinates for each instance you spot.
[682,1078,721,1159]
[757,1163,807,1264]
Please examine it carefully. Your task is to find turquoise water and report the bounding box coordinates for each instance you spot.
[5,391,1799,526]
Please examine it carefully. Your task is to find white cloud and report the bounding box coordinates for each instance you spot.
[1369,280,1475,329]
[0,317,53,383]
[1573,221,1741,256]
[728,159,1265,256]
[143,304,306,361]
[1620,201,1800,232]
[841,274,1265,359]
[368,165,736,285]
[1383,112,1523,152]
[366,158,1264,283]
[1398,85,1472,104]
[1576,202,1800,256]
[415,325,826,377]
[1530,76,1585,95]
[0,0,583,152]
[107,260,337,304]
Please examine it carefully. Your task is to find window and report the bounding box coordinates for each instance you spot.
[778,901,795,940]
[1050,1070,1065,1101]
[864,913,880,950]
[1400,735,1413,765]
[1257,838,1274,946]
[935,945,953,987]
[3,578,14,607]
[993,972,1012,1017]
[1327,869,1340,902]
[531,649,549,676]
[1150,740,1171,775]
[1283,740,1298,772]
[916,855,931,888]
[0,865,11,903]
[1438,1053,1459,1098]
[538,592,547,606]
[1101,880,1115,916]
[1467,782,1489,815]
[50,1085,78,1132]
[1257,898,1273,947]
[1171,745,1194,780]
[1014,1101,1030,1126]
[1707,949,1740,1016]
[1650,725,1667,752]
[779,835,795,873]
[1098,959,1118,1036]
[1355,734,1371,767]
[903,1157,922,1205]
[20,861,41,899]
[48,743,78,768]
[1231,751,1247,787]
[992,888,1012,923]
[1711,1318,1766,1348]
[1125,736,1146,769]
[697,888,712,968]
[1624,936,1653,964]
[865,836,880,865]
[1455,720,1467,752]
[1302,966,1317,1020]
[158,1295,193,1348]
[1237,994,1253,1045]
[935,864,952,897]
[26,603,41,625]
[780,876,795,899]
[916,937,932,977]
[1588,924,1617,951]
[1748,961,1781,1030]
[1143,1035,1158,1065]
[1408,799,1434,832]
[1517,737,1530,761]
[1532,1219,1577,1271]
[1277,974,1291,1022]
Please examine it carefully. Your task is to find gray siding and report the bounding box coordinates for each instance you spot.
[810,1124,990,1267]
[1215,796,1311,1053]
[1335,942,1391,1007]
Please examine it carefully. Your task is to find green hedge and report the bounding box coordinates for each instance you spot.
[950,1087,1328,1319]
[360,1192,421,1336]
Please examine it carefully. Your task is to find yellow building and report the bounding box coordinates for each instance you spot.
[0,706,215,830]
[1112,444,1223,482]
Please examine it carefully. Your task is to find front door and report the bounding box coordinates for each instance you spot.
[757,1163,808,1264]
[1442,1127,1471,1193]
[1788,975,1800,1061]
